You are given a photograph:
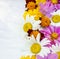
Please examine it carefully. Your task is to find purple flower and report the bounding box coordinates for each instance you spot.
[40,25,60,45]
[39,1,60,18]
[54,4,60,10]
[36,53,58,59]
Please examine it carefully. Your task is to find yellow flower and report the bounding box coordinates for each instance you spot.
[20,55,36,59]
[51,0,58,4]
[28,10,35,16]
[52,15,60,23]
[23,22,32,32]
[23,8,43,20]
[36,0,46,4]
[33,9,43,20]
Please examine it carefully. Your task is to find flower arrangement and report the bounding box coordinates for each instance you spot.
[20,0,60,59]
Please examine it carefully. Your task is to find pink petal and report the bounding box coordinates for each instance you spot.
[48,53,58,59]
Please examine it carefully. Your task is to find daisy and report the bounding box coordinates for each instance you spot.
[23,16,41,32]
[21,33,50,57]
[40,25,60,44]
[50,43,60,59]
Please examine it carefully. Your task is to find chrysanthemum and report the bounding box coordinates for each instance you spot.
[21,33,50,57]
[26,2,36,10]
[23,8,43,20]
[23,16,41,32]
[50,43,60,59]
[40,25,60,44]
[39,1,60,18]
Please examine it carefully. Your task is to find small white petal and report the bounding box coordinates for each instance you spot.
[36,33,40,42]
[40,38,50,46]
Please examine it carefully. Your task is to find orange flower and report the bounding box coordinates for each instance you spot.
[41,16,51,27]
[28,30,40,38]
[27,2,36,10]
[30,30,39,38]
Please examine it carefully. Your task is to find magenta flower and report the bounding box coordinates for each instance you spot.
[36,53,58,59]
[40,25,60,45]
[58,0,60,4]
[39,2,60,18]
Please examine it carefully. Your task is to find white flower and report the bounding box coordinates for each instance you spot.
[24,15,41,30]
[50,43,60,53]
[21,33,50,57]
[50,43,60,59]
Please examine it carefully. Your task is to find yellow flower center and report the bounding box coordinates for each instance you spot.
[51,32,58,39]
[52,15,60,23]
[56,52,60,59]
[23,22,32,32]
[30,43,41,54]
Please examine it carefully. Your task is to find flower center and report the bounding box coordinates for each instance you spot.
[30,43,41,54]
[51,32,58,39]
[23,22,32,32]
[56,52,60,59]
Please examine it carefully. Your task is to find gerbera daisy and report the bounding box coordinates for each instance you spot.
[50,43,60,59]
[40,25,60,44]
[21,33,50,57]
[23,16,41,32]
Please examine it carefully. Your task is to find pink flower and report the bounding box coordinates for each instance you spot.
[40,25,60,45]
[39,2,60,18]
[36,53,58,59]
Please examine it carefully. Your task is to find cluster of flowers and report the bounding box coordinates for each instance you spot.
[20,0,60,59]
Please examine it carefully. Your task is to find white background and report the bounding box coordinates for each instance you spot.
[0,0,60,59]
[0,0,26,59]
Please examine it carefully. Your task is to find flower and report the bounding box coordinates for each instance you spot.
[40,2,57,17]
[52,15,60,23]
[40,25,60,44]
[36,53,58,59]
[40,16,51,27]
[20,55,36,59]
[36,0,46,5]
[50,43,60,59]
[23,16,41,32]
[22,33,50,57]
[26,2,36,10]
[28,30,40,38]
[23,8,43,20]
[23,22,32,32]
